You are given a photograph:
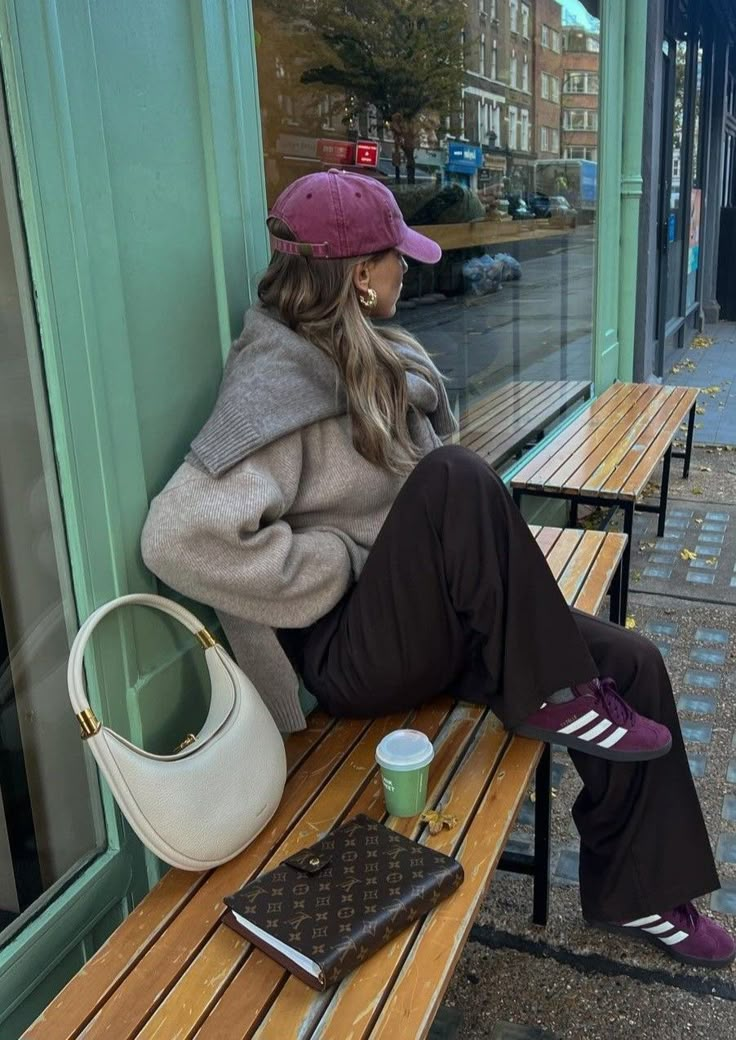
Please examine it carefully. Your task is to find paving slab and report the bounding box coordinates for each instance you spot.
[664,324,736,446]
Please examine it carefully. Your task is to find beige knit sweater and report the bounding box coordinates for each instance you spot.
[141,308,454,731]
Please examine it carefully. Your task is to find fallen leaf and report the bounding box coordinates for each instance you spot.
[691,335,713,348]
[698,466,712,472]
[705,557,718,566]
[694,517,704,524]
[692,486,704,495]
[695,405,706,414]
[632,570,642,583]
[639,541,656,551]
[702,385,722,395]
[420,809,458,834]
[625,616,637,629]
[680,549,697,560]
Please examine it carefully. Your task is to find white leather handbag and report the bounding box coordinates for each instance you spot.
[68,593,287,870]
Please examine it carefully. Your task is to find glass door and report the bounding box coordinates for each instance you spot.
[655,0,703,375]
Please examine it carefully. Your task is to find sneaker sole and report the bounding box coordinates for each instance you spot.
[512,725,672,762]
[585,917,736,968]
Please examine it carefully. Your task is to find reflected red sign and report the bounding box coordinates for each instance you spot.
[356,140,379,167]
[317,139,355,165]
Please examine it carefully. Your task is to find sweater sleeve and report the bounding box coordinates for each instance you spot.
[140,464,353,629]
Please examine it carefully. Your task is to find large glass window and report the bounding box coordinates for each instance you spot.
[253,0,600,475]
[0,109,104,945]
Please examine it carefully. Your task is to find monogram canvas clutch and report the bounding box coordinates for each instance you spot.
[222,814,464,990]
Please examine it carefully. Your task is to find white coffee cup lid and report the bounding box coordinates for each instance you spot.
[375,729,435,771]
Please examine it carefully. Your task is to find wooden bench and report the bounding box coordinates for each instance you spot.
[511,382,699,624]
[459,379,592,472]
[26,526,627,1040]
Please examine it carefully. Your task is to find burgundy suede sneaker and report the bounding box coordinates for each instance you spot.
[587,903,736,968]
[513,677,672,761]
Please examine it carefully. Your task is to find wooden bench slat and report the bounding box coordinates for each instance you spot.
[366,735,540,1040]
[465,382,591,463]
[284,713,337,771]
[252,714,514,1040]
[23,712,337,1040]
[461,380,575,441]
[463,380,548,422]
[564,385,686,497]
[77,717,375,1039]
[543,527,586,582]
[556,529,609,605]
[527,384,666,494]
[582,387,692,496]
[614,388,699,497]
[191,702,478,1040]
[531,525,565,557]
[512,382,644,488]
[461,381,591,469]
[573,533,628,616]
[460,381,547,437]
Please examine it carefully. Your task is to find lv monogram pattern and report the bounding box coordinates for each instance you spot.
[224,814,464,988]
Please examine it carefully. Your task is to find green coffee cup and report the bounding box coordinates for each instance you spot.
[375,729,435,817]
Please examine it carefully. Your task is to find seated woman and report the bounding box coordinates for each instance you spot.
[142,169,734,969]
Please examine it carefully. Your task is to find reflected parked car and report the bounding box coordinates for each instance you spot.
[548,195,577,227]
[507,195,535,220]
[527,193,577,226]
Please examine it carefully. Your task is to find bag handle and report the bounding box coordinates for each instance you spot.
[68,593,217,739]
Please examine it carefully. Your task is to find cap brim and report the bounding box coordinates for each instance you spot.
[397,226,442,264]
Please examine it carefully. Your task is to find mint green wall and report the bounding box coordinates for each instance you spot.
[0,0,644,1034]
[0,1,269,1034]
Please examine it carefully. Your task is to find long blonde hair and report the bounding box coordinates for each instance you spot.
[258,218,439,474]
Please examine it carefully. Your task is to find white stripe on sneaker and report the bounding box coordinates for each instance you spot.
[643,921,677,935]
[624,915,661,927]
[578,719,613,742]
[558,710,599,735]
[659,930,689,946]
[597,725,628,749]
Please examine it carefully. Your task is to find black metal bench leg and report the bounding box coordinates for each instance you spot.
[620,501,635,624]
[569,498,579,528]
[513,488,522,510]
[657,446,672,538]
[609,556,623,625]
[532,743,551,926]
[683,402,696,479]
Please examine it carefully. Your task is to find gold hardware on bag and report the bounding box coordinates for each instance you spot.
[308,857,320,867]
[173,733,196,754]
[77,708,101,739]
[195,628,217,649]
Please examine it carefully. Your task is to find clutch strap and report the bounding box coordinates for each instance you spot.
[68,593,217,739]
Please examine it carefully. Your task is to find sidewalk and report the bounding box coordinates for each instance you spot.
[435,324,736,1040]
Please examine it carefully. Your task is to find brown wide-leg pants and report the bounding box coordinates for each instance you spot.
[279,445,720,921]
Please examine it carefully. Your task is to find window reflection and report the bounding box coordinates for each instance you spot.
[254,0,601,473]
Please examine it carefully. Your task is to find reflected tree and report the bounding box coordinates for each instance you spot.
[296,0,467,183]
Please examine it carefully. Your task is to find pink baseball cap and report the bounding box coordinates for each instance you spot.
[268,169,442,264]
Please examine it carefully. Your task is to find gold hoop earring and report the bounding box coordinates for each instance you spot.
[359,288,378,311]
